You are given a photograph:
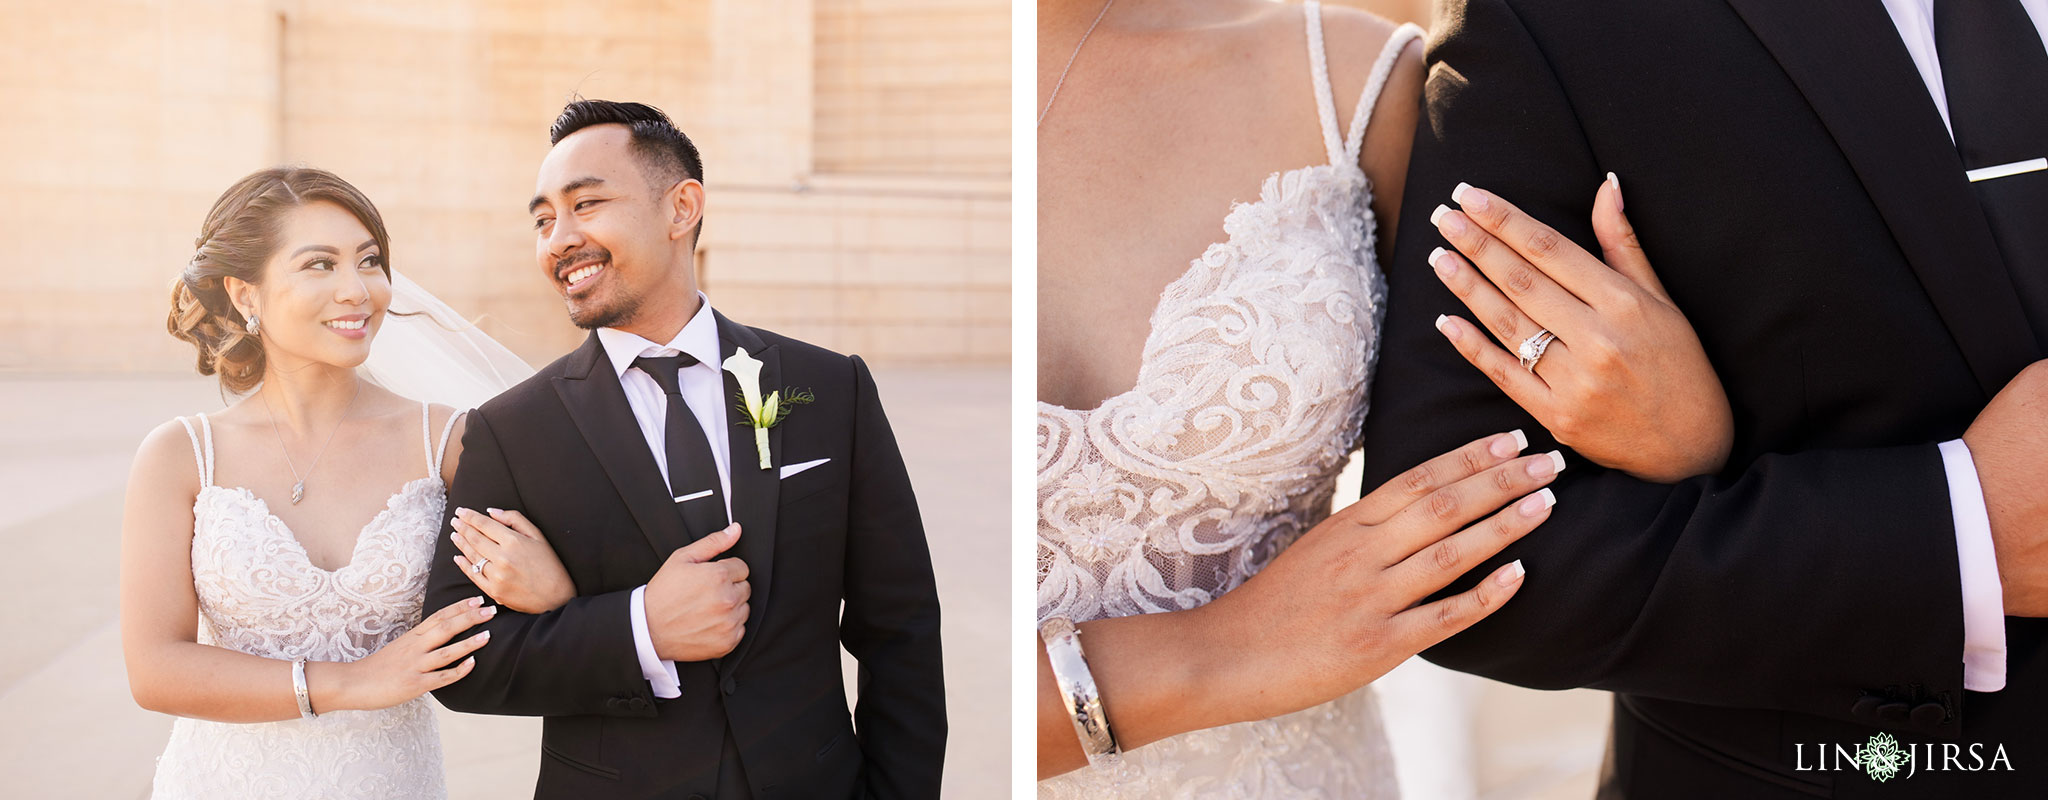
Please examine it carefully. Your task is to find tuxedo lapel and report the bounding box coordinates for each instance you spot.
[552,331,695,557]
[1726,0,2041,397]
[716,311,780,674]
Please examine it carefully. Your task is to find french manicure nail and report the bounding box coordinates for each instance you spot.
[1512,429,1530,452]
[481,605,498,618]
[487,507,503,515]
[1607,172,1620,192]
[1520,488,1557,516]
[1546,450,1567,475]
[477,630,491,641]
[1497,559,1526,586]
[1430,204,1450,225]
[468,596,483,607]
[1429,246,1453,275]
[1489,430,1523,458]
[1435,315,1462,341]
[1457,185,1490,213]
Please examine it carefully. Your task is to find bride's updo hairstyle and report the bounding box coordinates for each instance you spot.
[168,167,392,394]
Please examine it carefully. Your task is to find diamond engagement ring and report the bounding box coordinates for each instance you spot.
[1517,330,1557,372]
[472,558,488,576]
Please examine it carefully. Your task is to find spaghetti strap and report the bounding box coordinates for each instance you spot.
[418,402,435,477]
[432,408,465,476]
[188,413,218,488]
[175,416,213,490]
[1342,23,1426,164]
[1302,2,1349,168]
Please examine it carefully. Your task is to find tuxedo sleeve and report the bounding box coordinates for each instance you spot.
[1358,0,1968,735]
[839,355,947,799]
[426,408,658,719]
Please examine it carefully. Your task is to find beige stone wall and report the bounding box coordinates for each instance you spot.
[0,0,1009,374]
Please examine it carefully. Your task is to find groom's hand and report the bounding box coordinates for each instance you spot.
[646,524,752,661]
[1965,360,2048,617]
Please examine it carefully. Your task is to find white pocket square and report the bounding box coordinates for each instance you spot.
[779,458,830,479]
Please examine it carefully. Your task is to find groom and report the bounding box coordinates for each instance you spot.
[426,100,946,799]
[1362,1,2047,797]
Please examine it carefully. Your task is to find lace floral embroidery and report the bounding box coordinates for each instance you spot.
[152,466,449,799]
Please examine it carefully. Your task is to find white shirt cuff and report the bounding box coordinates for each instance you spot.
[629,584,682,699]
[1939,439,2006,692]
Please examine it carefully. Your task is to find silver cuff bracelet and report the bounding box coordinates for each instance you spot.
[292,659,318,719]
[1039,616,1119,763]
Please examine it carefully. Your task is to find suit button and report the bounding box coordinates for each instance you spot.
[1851,695,1882,718]
[605,698,625,712]
[1877,702,1910,724]
[1911,702,1946,728]
[629,697,652,711]
[721,676,737,696]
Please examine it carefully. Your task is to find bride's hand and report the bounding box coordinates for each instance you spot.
[449,507,578,614]
[1427,175,1733,483]
[1193,432,1557,726]
[316,596,492,712]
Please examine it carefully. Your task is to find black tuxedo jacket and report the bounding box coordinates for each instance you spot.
[1358,1,2043,796]
[427,311,945,799]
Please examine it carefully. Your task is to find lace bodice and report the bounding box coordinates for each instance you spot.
[1038,9,1423,798]
[150,404,461,800]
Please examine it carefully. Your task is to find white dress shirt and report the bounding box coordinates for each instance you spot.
[1876,0,2048,692]
[596,294,730,699]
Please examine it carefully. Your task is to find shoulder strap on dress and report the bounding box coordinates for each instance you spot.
[1342,22,1426,164]
[174,416,212,490]
[419,402,435,476]
[1302,1,1351,166]
[432,408,466,476]
[186,413,217,488]
[1303,1,1349,167]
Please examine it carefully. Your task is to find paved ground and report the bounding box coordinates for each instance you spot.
[0,366,1007,799]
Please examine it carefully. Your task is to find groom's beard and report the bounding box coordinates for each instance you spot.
[557,246,644,330]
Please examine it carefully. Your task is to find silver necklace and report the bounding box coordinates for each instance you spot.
[1039,0,1116,128]
[261,381,361,505]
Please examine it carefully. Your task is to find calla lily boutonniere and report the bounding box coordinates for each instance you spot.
[724,347,814,469]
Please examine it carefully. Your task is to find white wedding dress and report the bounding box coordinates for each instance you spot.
[1037,8,1423,797]
[150,404,462,799]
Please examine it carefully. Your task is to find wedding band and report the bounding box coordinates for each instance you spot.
[1517,329,1557,372]
[472,558,488,576]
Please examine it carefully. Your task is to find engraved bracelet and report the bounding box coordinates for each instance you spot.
[1039,616,1119,762]
[292,660,318,719]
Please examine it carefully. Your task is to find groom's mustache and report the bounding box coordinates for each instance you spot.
[554,247,611,280]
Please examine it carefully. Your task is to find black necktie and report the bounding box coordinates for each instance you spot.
[632,354,730,541]
[1934,0,2048,350]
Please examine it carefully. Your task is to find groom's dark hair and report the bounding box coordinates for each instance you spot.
[549,99,705,234]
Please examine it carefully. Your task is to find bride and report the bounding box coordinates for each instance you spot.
[1036,0,1730,795]
[120,167,575,798]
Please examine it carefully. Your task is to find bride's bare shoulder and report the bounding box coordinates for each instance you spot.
[131,416,208,497]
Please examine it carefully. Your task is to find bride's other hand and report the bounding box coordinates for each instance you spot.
[1427,176,1733,483]
[317,596,493,712]
[449,507,577,614]
[1196,433,1554,722]
[1039,432,1555,778]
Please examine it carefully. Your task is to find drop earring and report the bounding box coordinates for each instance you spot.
[246,312,262,336]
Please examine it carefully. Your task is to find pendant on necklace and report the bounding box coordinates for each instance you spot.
[291,481,306,505]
